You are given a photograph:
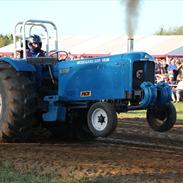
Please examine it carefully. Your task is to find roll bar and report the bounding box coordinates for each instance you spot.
[13,19,58,59]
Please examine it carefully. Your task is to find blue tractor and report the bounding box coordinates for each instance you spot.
[0,20,176,141]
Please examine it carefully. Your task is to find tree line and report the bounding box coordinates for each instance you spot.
[155,26,183,35]
[0,34,13,48]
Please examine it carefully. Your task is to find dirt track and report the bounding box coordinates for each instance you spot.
[0,118,183,182]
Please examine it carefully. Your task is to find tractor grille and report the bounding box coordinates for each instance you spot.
[132,61,155,90]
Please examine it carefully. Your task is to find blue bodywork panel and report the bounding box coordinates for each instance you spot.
[52,52,154,101]
[0,53,172,122]
[43,95,66,122]
[0,57,36,72]
[42,51,172,122]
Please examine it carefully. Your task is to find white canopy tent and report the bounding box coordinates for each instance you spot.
[1,35,183,58]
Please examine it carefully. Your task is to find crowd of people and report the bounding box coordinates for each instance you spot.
[155,57,183,102]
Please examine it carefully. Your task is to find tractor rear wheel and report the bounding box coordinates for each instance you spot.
[0,63,38,142]
[146,103,176,132]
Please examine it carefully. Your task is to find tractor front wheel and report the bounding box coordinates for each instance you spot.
[146,103,176,132]
[87,102,117,137]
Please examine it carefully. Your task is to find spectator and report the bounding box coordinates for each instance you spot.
[161,59,168,74]
[168,74,176,85]
[155,74,164,83]
[155,59,164,74]
[167,58,177,76]
[172,77,183,103]
[175,61,183,79]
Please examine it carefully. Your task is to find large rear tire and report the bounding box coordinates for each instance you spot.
[0,63,38,142]
[146,103,176,132]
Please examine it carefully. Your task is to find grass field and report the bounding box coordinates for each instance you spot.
[118,102,183,123]
[0,162,57,183]
[0,162,86,183]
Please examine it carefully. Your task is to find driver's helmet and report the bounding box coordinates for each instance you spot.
[28,34,42,50]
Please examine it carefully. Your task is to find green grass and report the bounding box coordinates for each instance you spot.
[0,162,89,183]
[0,162,58,183]
[118,102,183,123]
[175,102,183,122]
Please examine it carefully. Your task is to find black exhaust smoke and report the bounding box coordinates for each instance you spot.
[121,0,141,52]
[122,0,141,37]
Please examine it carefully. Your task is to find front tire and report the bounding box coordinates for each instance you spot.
[87,102,117,137]
[146,103,176,132]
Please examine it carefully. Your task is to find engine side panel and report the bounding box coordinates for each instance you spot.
[54,52,154,101]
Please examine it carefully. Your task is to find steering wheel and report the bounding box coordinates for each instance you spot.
[49,50,69,61]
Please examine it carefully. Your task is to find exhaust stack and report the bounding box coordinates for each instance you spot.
[127,37,134,52]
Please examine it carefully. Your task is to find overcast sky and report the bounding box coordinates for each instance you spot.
[1,0,183,36]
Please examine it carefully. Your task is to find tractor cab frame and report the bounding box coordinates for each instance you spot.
[13,20,58,59]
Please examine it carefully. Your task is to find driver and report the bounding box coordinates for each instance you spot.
[27,34,46,57]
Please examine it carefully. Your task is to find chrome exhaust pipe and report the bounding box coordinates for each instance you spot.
[127,37,134,52]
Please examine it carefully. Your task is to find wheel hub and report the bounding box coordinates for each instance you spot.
[91,108,108,131]
[98,114,105,124]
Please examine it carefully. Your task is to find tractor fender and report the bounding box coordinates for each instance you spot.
[0,57,36,72]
